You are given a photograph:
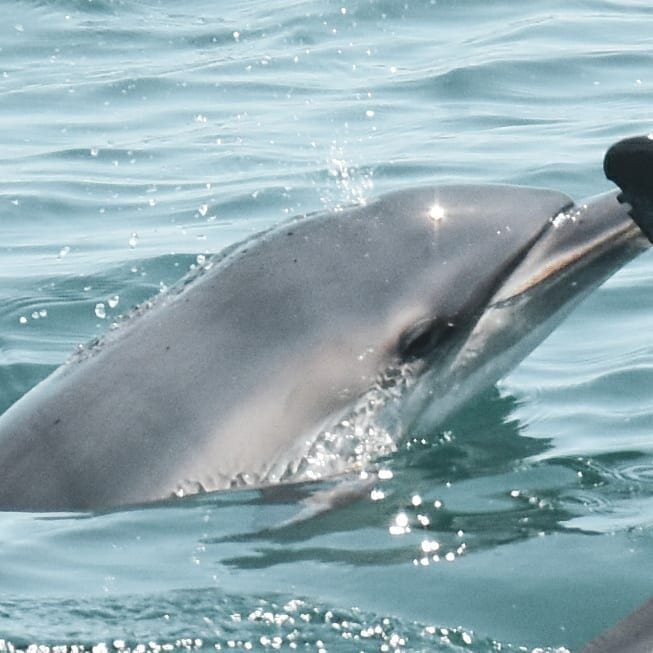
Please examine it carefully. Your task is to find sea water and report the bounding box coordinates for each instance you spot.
[1,0,653,650]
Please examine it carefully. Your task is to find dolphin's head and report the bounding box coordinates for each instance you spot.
[0,133,650,509]
[395,136,653,431]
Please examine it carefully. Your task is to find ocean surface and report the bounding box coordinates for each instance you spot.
[1,0,653,650]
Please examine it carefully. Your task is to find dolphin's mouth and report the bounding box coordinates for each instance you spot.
[489,133,653,306]
[429,187,649,426]
[489,201,644,305]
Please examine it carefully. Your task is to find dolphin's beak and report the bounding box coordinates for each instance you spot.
[604,134,653,242]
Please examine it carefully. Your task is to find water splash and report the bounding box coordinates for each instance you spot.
[276,363,419,485]
[320,146,374,211]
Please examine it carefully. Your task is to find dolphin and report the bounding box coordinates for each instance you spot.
[580,596,653,652]
[0,136,651,511]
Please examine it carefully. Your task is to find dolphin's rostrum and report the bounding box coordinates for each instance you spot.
[0,137,650,511]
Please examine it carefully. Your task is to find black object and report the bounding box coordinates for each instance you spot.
[604,135,653,242]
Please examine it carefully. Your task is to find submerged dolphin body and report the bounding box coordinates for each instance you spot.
[0,138,651,511]
[580,596,653,653]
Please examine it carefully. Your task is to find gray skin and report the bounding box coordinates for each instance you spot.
[580,597,653,653]
[0,143,650,512]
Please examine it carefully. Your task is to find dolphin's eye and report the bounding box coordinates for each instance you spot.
[397,317,452,361]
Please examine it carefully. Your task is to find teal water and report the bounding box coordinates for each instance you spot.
[1,0,653,650]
